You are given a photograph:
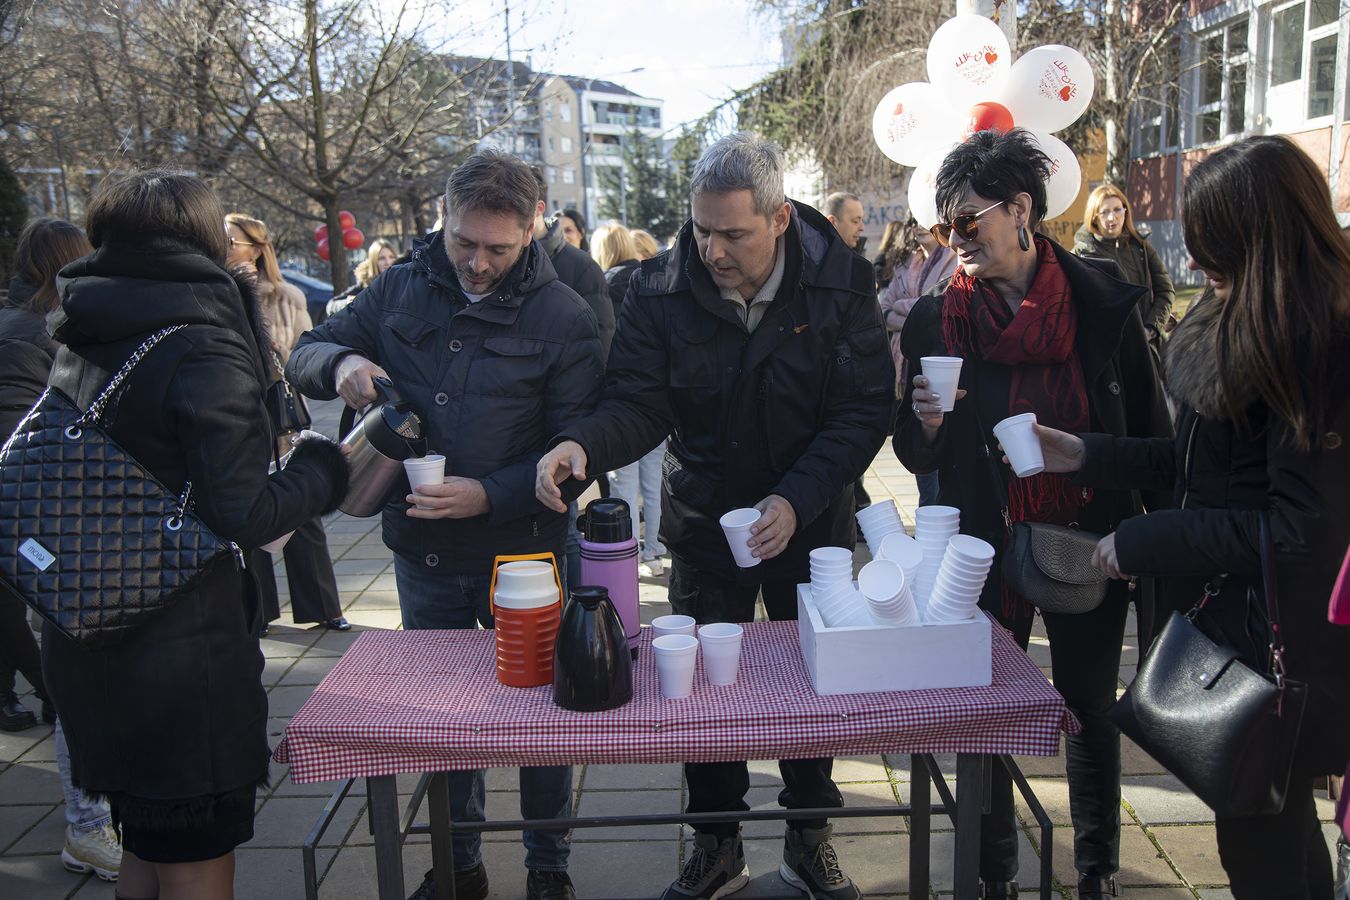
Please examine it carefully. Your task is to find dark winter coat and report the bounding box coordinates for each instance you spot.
[288,231,604,575]
[1078,292,1350,773]
[604,259,640,321]
[540,216,614,359]
[0,283,58,440]
[894,244,1173,621]
[1072,226,1175,340]
[39,239,348,824]
[561,201,895,583]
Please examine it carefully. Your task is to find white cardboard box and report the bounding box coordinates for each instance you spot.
[796,585,992,695]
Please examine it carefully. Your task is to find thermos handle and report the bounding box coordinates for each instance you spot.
[488,552,563,615]
[338,374,401,438]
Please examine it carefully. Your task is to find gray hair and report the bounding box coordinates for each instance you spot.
[444,150,539,228]
[824,191,860,218]
[689,132,786,219]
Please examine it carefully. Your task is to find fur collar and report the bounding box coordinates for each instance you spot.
[1162,291,1252,418]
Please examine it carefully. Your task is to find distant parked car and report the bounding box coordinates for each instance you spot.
[281,268,333,326]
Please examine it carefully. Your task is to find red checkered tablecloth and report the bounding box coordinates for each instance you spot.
[275,619,1075,783]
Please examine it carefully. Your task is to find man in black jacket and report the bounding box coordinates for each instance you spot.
[287,150,603,900]
[531,170,614,358]
[536,133,893,900]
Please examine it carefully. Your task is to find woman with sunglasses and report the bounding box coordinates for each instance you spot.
[893,129,1171,900]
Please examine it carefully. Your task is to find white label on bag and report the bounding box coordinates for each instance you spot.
[19,539,55,572]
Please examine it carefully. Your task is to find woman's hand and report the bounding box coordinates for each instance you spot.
[910,374,966,443]
[1092,533,1129,580]
[1000,423,1086,473]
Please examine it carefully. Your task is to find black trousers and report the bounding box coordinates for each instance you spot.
[1217,771,1334,899]
[0,592,45,701]
[668,554,843,840]
[254,516,342,624]
[981,585,1131,883]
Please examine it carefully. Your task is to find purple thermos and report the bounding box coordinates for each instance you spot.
[577,498,641,658]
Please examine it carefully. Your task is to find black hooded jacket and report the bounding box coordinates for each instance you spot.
[539,216,614,358]
[0,281,58,440]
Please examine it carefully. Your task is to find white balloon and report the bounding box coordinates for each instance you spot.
[1002,45,1095,133]
[906,148,951,230]
[872,82,958,167]
[926,15,1012,107]
[1030,131,1083,219]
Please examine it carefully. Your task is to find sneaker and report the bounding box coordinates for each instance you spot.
[661,831,749,899]
[639,558,665,578]
[526,869,576,900]
[406,863,489,900]
[61,822,121,881]
[779,826,860,900]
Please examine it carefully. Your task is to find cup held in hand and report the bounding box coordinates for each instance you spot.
[403,454,446,509]
[992,413,1045,477]
[920,357,963,412]
[720,508,762,568]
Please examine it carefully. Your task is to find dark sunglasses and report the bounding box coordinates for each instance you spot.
[930,200,1006,247]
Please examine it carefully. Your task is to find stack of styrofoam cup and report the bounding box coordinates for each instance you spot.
[913,505,961,615]
[877,532,923,584]
[926,535,995,623]
[809,546,872,627]
[857,560,919,626]
[697,623,744,685]
[855,500,904,557]
[652,634,699,699]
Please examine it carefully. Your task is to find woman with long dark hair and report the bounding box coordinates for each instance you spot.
[1033,135,1350,896]
[44,171,347,899]
[894,129,1171,899]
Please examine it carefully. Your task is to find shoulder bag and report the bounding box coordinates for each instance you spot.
[264,349,311,436]
[0,325,242,649]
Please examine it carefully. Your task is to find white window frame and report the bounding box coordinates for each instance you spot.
[562,168,576,185]
[1133,38,1182,158]
[560,102,572,123]
[561,137,573,154]
[1191,16,1250,148]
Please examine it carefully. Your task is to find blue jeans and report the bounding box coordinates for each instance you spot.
[393,554,573,871]
[916,471,940,507]
[563,501,583,594]
[55,719,111,833]
[607,439,667,560]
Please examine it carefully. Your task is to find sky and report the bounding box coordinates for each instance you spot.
[441,0,785,132]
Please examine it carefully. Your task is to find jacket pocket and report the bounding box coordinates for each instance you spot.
[830,326,891,398]
[387,312,437,349]
[662,453,718,509]
[472,337,546,397]
[668,317,719,389]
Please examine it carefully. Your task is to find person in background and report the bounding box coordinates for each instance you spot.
[46,169,347,900]
[0,217,125,883]
[1036,135,1350,898]
[1073,185,1174,359]
[560,208,588,252]
[225,213,349,633]
[824,189,873,510]
[327,238,399,318]
[630,229,661,261]
[872,220,906,291]
[592,222,669,576]
[895,130,1170,900]
[878,217,958,505]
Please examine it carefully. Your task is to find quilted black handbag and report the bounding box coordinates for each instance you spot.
[1001,522,1109,614]
[1111,515,1307,817]
[0,325,242,649]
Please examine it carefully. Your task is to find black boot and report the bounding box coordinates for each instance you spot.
[0,692,36,732]
[1077,875,1120,899]
[980,882,1018,899]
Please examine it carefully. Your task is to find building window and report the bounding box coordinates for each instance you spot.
[545,105,553,121]
[560,102,572,123]
[548,166,557,184]
[1271,3,1305,85]
[1192,18,1248,146]
[561,137,573,154]
[1309,33,1338,117]
[563,168,576,185]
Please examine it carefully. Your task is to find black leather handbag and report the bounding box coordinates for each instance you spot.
[1001,521,1110,614]
[264,350,311,435]
[0,326,242,649]
[1110,516,1306,817]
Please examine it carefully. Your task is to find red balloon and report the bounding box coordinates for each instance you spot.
[314,223,328,243]
[342,227,365,250]
[962,101,1015,140]
[316,237,331,261]
[338,210,356,229]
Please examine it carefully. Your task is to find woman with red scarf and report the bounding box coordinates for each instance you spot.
[894,130,1171,900]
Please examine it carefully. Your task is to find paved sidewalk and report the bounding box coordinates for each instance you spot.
[0,400,1338,898]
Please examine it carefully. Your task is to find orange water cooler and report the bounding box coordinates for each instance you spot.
[490,554,563,687]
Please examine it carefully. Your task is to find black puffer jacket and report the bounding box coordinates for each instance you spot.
[288,231,604,575]
[1079,293,1350,773]
[604,259,640,321]
[0,283,58,440]
[40,240,348,823]
[540,216,614,358]
[561,201,894,582]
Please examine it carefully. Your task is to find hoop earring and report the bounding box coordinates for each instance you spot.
[1017,225,1031,252]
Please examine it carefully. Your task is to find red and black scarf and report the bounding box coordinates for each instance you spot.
[941,236,1092,617]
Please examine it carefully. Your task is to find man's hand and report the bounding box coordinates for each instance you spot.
[405,477,489,519]
[535,440,588,513]
[748,494,797,560]
[1092,532,1129,580]
[334,355,389,409]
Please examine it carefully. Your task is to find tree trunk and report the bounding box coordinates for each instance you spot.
[323,199,348,291]
[304,0,348,290]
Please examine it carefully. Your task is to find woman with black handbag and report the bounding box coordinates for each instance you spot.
[41,171,348,900]
[893,129,1172,899]
[1030,135,1350,898]
[225,213,349,632]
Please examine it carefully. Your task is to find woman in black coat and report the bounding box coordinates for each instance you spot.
[894,131,1171,900]
[40,171,348,899]
[1035,136,1350,898]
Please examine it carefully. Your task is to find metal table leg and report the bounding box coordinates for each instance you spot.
[953,754,986,900]
[909,755,930,900]
[368,775,406,900]
[428,772,457,900]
